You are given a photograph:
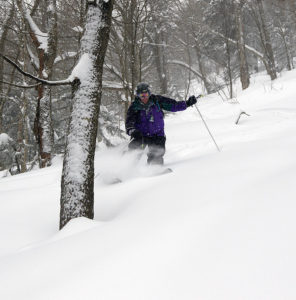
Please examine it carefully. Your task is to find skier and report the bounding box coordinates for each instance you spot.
[125,82,197,165]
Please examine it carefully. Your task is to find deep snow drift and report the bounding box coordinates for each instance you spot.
[0,70,296,300]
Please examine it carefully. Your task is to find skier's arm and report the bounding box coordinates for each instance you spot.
[153,95,187,112]
[152,95,197,112]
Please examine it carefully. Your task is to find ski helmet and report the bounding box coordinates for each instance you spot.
[136,82,151,96]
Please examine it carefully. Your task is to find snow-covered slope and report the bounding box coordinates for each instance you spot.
[1,71,296,300]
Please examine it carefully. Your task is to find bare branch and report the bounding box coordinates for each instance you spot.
[0,53,73,86]
[167,60,203,79]
[0,80,41,89]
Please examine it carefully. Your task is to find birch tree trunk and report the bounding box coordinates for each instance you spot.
[60,0,114,230]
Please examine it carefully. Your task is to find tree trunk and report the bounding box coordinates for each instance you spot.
[279,26,293,71]
[291,0,296,26]
[17,0,57,167]
[17,91,29,173]
[60,0,114,230]
[38,0,58,167]
[34,85,54,167]
[0,2,15,132]
[275,1,294,71]
[235,1,250,90]
[256,0,277,80]
[225,40,233,99]
[195,45,213,94]
[152,26,168,94]
[17,34,29,173]
[128,0,139,94]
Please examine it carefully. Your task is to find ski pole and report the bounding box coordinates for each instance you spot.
[195,95,221,152]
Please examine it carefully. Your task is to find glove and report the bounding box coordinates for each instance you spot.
[186,95,197,107]
[129,129,143,139]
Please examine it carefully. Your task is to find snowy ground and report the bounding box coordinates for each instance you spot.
[1,70,296,299]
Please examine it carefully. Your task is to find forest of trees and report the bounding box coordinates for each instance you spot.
[0,0,295,226]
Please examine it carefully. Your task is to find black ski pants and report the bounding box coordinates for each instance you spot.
[128,136,166,165]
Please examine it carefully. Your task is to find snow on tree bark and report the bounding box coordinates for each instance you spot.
[37,0,57,167]
[59,0,114,230]
[34,85,54,165]
[17,0,58,167]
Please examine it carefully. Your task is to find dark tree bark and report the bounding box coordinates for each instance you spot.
[0,2,15,132]
[235,0,250,90]
[60,0,114,230]
[150,15,169,95]
[17,0,57,168]
[273,0,294,71]
[128,0,139,94]
[194,44,213,94]
[254,0,277,80]
[225,39,233,99]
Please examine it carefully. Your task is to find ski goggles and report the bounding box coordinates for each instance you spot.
[139,92,149,97]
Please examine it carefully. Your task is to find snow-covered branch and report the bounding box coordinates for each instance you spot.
[167,60,203,79]
[104,63,124,81]
[142,42,174,48]
[208,28,265,60]
[0,80,41,89]
[0,53,73,86]
[102,80,128,91]
[26,44,40,70]
[141,51,154,73]
[54,52,78,64]
[1,51,133,91]
[0,133,12,147]
[20,0,49,51]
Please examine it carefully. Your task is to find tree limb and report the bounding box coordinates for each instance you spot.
[167,60,203,79]
[0,53,73,86]
[0,80,41,89]
[30,0,41,17]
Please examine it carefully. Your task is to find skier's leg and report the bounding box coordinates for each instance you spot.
[128,137,144,150]
[147,136,166,165]
[128,137,147,161]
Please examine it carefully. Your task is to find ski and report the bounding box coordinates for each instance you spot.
[150,167,173,177]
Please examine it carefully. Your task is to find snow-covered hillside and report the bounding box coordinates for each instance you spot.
[1,70,296,300]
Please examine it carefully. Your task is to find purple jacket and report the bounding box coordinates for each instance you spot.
[126,94,187,137]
